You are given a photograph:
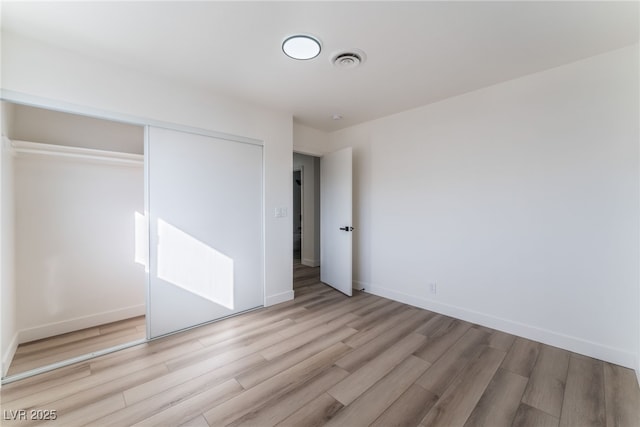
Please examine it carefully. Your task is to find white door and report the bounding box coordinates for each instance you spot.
[320,147,353,296]
[147,127,263,338]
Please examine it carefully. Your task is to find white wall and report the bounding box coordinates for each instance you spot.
[329,45,639,369]
[1,32,294,307]
[293,153,321,267]
[1,104,17,376]
[13,143,145,343]
[9,104,144,154]
[293,122,329,156]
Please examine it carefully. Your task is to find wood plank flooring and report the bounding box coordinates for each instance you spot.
[7,316,146,376]
[1,262,639,426]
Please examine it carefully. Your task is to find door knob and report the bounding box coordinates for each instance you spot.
[339,226,354,231]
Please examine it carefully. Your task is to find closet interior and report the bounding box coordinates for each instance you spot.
[1,102,146,378]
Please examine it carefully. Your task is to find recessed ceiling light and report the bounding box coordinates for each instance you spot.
[282,34,322,60]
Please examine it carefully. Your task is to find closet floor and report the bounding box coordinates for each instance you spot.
[7,316,146,376]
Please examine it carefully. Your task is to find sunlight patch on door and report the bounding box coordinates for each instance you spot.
[156,219,234,309]
[134,211,148,271]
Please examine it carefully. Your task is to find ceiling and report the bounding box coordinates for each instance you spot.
[2,1,638,132]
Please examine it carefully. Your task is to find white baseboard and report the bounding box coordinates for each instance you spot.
[17,304,146,344]
[364,283,636,370]
[2,332,19,378]
[301,258,320,268]
[265,290,294,307]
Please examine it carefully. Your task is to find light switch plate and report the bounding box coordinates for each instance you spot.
[274,207,287,218]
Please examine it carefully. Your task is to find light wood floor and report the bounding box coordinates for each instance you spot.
[7,316,146,377]
[1,263,639,426]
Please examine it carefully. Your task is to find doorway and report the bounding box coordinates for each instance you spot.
[292,148,354,297]
[292,153,320,268]
[1,102,146,379]
[292,153,321,294]
[293,170,302,261]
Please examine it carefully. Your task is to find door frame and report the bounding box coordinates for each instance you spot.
[293,151,322,269]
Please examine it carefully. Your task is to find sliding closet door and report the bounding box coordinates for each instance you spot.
[147,127,263,338]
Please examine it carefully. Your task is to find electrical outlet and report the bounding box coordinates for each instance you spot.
[429,282,437,295]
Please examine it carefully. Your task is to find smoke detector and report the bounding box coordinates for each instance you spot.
[331,49,366,69]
